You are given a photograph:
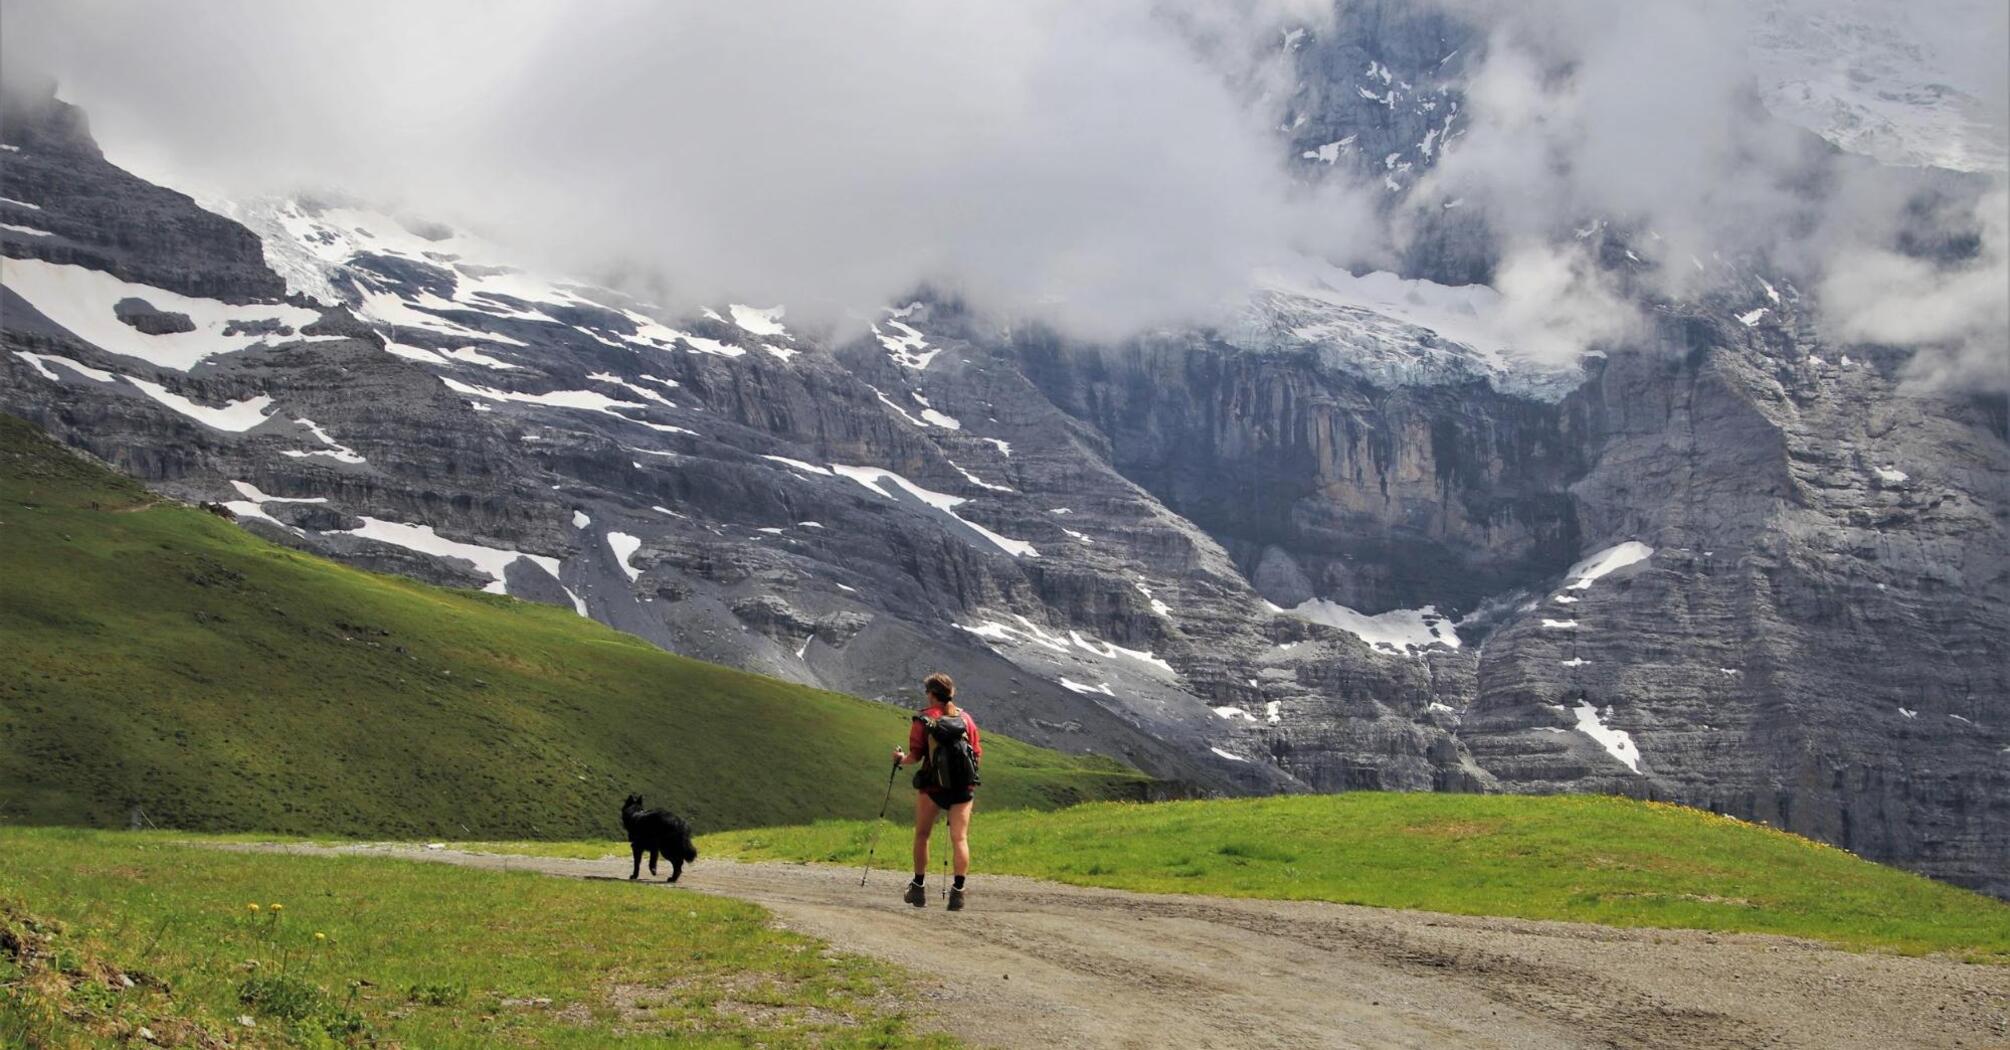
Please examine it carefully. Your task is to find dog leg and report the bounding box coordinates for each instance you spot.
[668,860,681,883]
[630,845,642,880]
[649,849,659,876]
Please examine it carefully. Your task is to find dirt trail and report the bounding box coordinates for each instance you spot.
[237,844,2008,1049]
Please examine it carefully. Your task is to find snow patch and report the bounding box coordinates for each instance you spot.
[1565,542,1654,590]
[606,532,643,581]
[1067,630,1174,674]
[870,387,930,428]
[439,346,520,370]
[1301,137,1354,164]
[955,616,1168,675]
[1212,706,1258,723]
[442,377,681,434]
[341,517,558,595]
[1,258,331,370]
[230,481,324,505]
[1282,600,1460,654]
[1898,707,1918,719]
[1873,465,1909,484]
[13,351,118,384]
[875,317,939,370]
[727,304,786,336]
[1131,579,1171,617]
[763,455,832,477]
[588,372,676,407]
[1062,678,1115,697]
[0,196,42,210]
[667,332,746,358]
[833,464,1037,559]
[947,459,1013,493]
[1572,702,1642,773]
[1210,747,1249,763]
[917,405,962,430]
[282,417,365,464]
[126,378,275,432]
[572,510,592,529]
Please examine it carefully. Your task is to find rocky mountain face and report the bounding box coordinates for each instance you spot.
[4,11,2005,896]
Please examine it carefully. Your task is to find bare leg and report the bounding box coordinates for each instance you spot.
[912,792,942,877]
[948,799,974,877]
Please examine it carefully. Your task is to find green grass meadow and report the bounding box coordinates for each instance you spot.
[0,827,952,1048]
[0,413,1146,841]
[702,793,2010,960]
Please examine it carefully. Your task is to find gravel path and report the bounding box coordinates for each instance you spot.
[233,844,2010,1049]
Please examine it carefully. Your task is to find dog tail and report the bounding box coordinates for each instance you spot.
[684,841,699,863]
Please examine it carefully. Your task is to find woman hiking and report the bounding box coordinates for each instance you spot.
[892,673,981,910]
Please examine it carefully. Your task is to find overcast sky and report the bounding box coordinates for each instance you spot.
[3,0,2003,384]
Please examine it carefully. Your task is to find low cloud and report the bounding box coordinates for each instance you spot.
[1410,0,2007,384]
[0,0,1371,340]
[2,0,2002,384]
[1490,242,1640,361]
[1821,187,2010,391]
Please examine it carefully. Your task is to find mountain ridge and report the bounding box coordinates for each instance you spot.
[3,28,2004,894]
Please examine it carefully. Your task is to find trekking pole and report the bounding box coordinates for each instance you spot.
[858,758,903,887]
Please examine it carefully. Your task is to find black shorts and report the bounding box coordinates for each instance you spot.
[924,787,974,809]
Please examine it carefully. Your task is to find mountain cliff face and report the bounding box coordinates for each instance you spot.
[4,11,2005,895]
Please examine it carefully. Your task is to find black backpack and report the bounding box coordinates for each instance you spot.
[914,712,981,793]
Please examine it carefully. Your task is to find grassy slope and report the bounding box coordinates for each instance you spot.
[0,827,951,1048]
[0,414,1146,839]
[703,794,2010,959]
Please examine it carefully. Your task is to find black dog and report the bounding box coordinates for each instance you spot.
[621,794,697,883]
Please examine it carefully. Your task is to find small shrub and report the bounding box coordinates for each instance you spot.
[239,973,325,1021]
[407,980,469,1007]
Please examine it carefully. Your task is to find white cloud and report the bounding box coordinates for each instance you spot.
[1821,187,2010,391]
[1,0,1371,340]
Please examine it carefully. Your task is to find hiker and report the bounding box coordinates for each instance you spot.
[892,672,981,910]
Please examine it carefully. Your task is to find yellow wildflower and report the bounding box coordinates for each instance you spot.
[269,903,283,912]
[247,903,261,913]
[314,932,326,941]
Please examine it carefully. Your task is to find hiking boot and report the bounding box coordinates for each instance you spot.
[903,881,927,908]
[947,886,966,911]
